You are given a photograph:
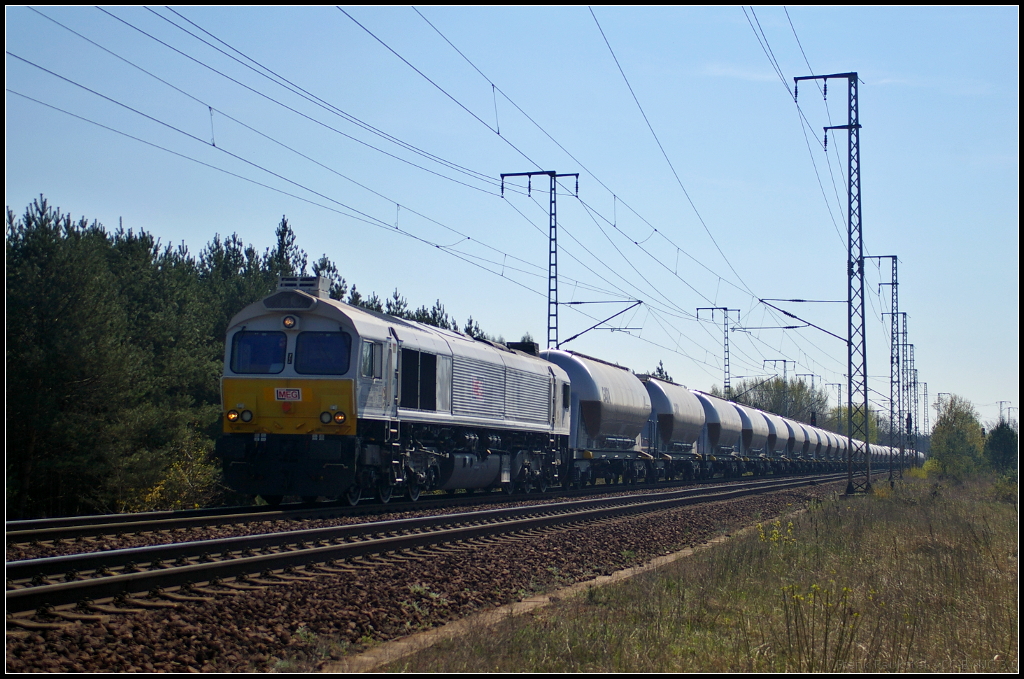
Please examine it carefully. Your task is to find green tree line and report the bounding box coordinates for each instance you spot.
[6,197,506,518]
[928,394,1018,479]
[709,377,1016,477]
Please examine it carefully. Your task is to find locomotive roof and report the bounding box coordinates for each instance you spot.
[228,288,565,373]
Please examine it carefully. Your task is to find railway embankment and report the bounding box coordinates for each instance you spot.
[383,475,1017,673]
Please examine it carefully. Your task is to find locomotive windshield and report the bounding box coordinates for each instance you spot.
[295,331,352,375]
[231,331,286,374]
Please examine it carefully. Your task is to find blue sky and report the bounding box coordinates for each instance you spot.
[6,6,1018,427]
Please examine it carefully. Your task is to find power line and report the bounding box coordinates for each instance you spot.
[22,8,844,387]
[92,6,509,197]
[411,6,754,307]
[589,6,755,298]
[337,6,542,173]
[5,79,549,302]
[37,7,641,308]
[154,6,501,189]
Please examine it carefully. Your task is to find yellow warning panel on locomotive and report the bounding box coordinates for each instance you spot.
[221,378,356,436]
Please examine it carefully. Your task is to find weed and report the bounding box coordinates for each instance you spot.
[408,583,430,596]
[756,519,795,546]
[774,583,860,672]
[294,625,317,644]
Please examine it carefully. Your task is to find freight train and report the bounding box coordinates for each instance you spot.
[216,277,918,505]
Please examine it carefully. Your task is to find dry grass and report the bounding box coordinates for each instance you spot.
[387,477,1018,672]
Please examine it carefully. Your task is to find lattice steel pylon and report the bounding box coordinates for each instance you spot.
[796,72,868,493]
[500,171,579,348]
[872,256,901,482]
[899,313,911,473]
[697,307,740,399]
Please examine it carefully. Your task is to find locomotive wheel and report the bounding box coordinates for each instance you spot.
[377,484,393,504]
[407,483,421,502]
[261,495,283,507]
[499,482,514,495]
[344,485,360,507]
[301,496,317,504]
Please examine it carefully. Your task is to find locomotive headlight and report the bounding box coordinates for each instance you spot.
[240,410,253,422]
[320,411,332,424]
[226,410,240,422]
[333,411,347,424]
[282,315,298,329]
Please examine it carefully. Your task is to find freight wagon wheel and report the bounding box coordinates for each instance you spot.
[261,495,283,507]
[344,485,361,507]
[301,496,318,504]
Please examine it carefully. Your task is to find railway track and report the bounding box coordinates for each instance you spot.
[6,468,847,549]
[6,473,849,616]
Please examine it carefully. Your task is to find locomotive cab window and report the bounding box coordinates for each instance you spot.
[231,331,287,374]
[360,341,383,379]
[295,332,352,375]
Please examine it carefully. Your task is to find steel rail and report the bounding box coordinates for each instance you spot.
[7,473,843,583]
[5,468,841,544]
[6,474,847,613]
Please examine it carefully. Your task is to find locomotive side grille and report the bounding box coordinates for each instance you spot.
[505,368,551,424]
[452,357,504,419]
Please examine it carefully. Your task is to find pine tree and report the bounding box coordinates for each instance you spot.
[311,254,348,300]
[265,215,307,277]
